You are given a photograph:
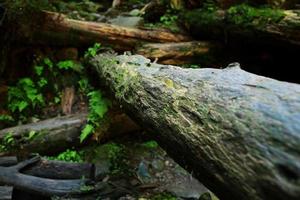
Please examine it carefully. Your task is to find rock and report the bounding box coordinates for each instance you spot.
[108,16,144,28]
[162,167,209,199]
[129,9,141,17]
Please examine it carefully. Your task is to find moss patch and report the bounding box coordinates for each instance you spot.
[226,4,285,27]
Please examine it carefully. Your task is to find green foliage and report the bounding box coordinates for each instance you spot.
[147,9,180,32]
[160,12,178,27]
[106,143,127,175]
[0,114,14,123]
[57,60,75,70]
[26,130,38,141]
[227,4,285,27]
[142,140,158,149]
[8,78,44,113]
[47,149,84,163]
[78,78,91,94]
[80,90,110,143]
[80,124,94,143]
[0,132,15,152]
[150,192,177,200]
[84,43,101,58]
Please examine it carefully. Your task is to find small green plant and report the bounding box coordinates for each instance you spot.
[26,130,38,141]
[0,114,14,123]
[80,90,110,143]
[47,149,83,163]
[8,78,44,113]
[142,140,158,149]
[0,132,16,152]
[84,43,101,58]
[160,13,178,27]
[106,143,127,175]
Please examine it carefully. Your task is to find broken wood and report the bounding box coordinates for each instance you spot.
[0,111,139,155]
[88,54,300,200]
[0,156,90,197]
[18,11,190,51]
[135,41,222,66]
[183,9,300,47]
[0,156,94,180]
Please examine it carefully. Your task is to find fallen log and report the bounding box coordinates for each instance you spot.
[0,186,12,200]
[0,156,90,197]
[0,113,87,155]
[183,8,300,47]
[17,11,190,51]
[88,54,300,200]
[135,41,222,66]
[0,111,139,155]
[0,156,95,180]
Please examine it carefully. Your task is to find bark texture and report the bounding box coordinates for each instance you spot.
[0,111,139,155]
[0,156,94,180]
[0,157,90,197]
[183,9,300,47]
[20,12,190,51]
[135,41,221,65]
[88,54,300,200]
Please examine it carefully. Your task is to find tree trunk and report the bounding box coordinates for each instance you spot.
[18,11,190,51]
[0,111,139,155]
[183,9,300,47]
[87,54,300,200]
[135,41,222,66]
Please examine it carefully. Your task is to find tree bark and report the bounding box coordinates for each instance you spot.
[0,157,95,180]
[183,9,300,47]
[88,54,300,200]
[135,41,222,66]
[18,11,190,51]
[0,186,12,200]
[0,111,139,155]
[0,157,90,197]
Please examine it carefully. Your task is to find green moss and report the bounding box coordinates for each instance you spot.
[227,4,285,27]
[142,140,159,149]
[184,7,221,27]
[150,192,177,200]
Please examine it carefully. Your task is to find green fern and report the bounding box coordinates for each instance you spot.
[80,124,94,143]
[80,90,110,143]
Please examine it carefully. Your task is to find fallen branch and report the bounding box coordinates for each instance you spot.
[0,156,90,197]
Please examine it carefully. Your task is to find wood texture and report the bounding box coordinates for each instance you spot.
[88,54,300,200]
[20,12,190,51]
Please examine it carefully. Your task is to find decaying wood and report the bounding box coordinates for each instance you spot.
[0,156,90,197]
[0,157,95,180]
[0,156,17,167]
[88,54,300,200]
[22,159,95,180]
[0,113,87,155]
[0,186,12,200]
[0,111,139,155]
[183,9,300,47]
[135,41,222,65]
[19,11,190,51]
